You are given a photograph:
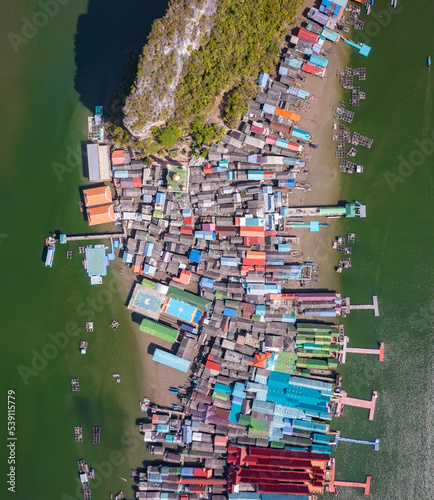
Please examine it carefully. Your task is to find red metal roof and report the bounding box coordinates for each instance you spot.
[298,27,320,44]
[265,135,277,145]
[270,121,292,134]
[205,356,220,372]
[302,62,317,75]
[251,124,266,135]
[243,258,265,266]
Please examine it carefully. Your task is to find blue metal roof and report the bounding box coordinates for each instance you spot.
[152,349,190,373]
[189,248,202,263]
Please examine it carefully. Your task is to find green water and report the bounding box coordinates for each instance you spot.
[0,1,168,499]
[330,1,434,498]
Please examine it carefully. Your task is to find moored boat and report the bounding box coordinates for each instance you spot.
[45,236,56,267]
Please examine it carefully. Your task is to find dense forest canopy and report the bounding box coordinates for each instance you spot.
[116,0,303,151]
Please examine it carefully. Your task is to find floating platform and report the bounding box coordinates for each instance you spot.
[75,426,83,442]
[92,426,101,444]
[77,459,92,499]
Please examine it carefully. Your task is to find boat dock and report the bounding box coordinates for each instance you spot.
[332,431,379,451]
[334,476,371,495]
[342,295,379,316]
[342,337,385,363]
[92,426,101,444]
[61,232,123,243]
[340,390,378,420]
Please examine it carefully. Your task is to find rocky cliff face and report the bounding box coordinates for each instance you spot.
[123,0,219,138]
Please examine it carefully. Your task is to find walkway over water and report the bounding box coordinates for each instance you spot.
[342,295,379,317]
[342,336,385,363]
[341,390,378,421]
[334,476,371,495]
[59,231,125,243]
[350,295,379,316]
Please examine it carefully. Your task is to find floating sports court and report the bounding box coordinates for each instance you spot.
[127,282,166,320]
[162,297,205,326]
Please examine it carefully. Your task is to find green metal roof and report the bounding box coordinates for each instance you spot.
[296,323,333,332]
[345,203,356,217]
[140,318,179,344]
[167,286,212,312]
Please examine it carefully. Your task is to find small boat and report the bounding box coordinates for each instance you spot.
[428,56,431,68]
[45,237,56,267]
[140,398,151,412]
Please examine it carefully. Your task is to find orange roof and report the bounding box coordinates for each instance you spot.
[275,108,301,122]
[83,185,112,207]
[246,251,266,260]
[240,226,265,237]
[111,150,125,164]
[173,270,191,285]
[214,435,228,447]
[249,352,271,368]
[86,204,115,226]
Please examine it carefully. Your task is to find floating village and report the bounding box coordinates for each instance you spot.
[44,0,389,498]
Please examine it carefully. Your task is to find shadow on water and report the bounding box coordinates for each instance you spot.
[74,0,169,113]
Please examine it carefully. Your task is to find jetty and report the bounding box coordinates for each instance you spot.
[334,476,371,495]
[332,431,379,451]
[284,202,366,218]
[342,295,379,316]
[339,390,378,420]
[341,337,384,363]
[60,232,123,243]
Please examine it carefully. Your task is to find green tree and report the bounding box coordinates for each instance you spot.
[156,127,182,148]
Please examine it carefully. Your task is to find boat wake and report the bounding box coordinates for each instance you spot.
[422,70,432,139]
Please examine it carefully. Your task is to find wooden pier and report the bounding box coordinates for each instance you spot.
[346,342,384,362]
[332,431,380,451]
[63,232,123,242]
[340,390,378,421]
[343,295,379,316]
[334,476,371,495]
